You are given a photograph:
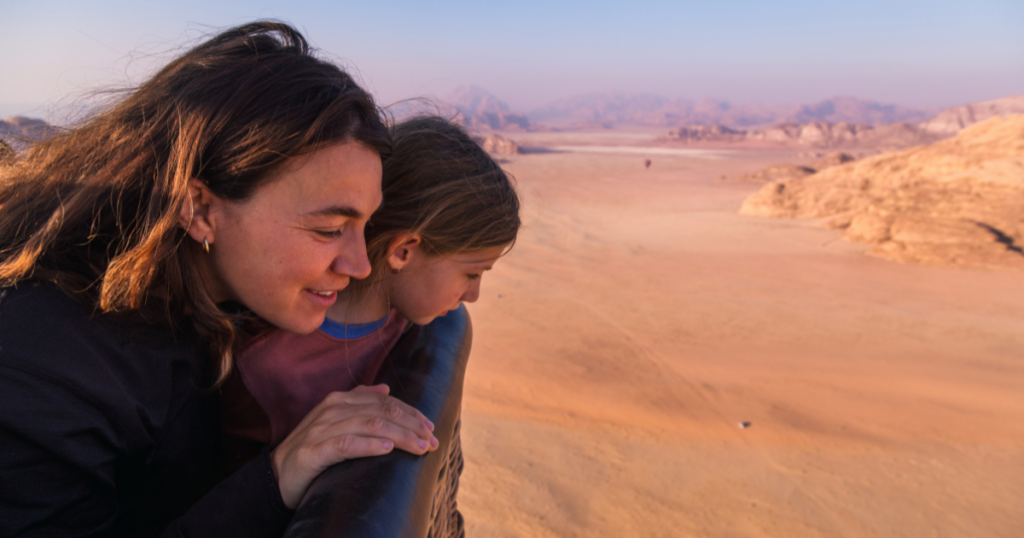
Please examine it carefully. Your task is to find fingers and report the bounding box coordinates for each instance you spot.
[320,415,436,457]
[312,431,395,464]
[351,384,390,396]
[319,399,436,448]
[323,390,433,432]
[272,388,439,509]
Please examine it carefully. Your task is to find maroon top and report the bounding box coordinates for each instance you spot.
[222,310,409,447]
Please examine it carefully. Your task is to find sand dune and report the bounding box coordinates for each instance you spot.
[459,141,1024,537]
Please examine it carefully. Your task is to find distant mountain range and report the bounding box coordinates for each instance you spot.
[444,86,530,131]
[444,86,939,130]
[5,92,1023,154]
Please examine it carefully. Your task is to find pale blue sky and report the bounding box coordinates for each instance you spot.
[2,0,1022,118]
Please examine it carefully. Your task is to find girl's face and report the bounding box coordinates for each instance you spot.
[387,244,509,325]
[202,141,383,334]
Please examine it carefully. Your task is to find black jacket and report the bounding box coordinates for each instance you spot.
[0,283,292,537]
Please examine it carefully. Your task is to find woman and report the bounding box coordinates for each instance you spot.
[0,22,436,537]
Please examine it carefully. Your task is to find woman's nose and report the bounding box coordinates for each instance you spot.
[330,232,372,280]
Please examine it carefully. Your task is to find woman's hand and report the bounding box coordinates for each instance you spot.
[270,384,438,509]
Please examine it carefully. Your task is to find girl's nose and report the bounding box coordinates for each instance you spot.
[460,279,482,303]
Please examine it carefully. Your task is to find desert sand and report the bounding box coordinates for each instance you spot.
[457,137,1024,537]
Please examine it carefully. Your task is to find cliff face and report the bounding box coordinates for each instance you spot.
[918,95,1024,136]
[739,116,1024,269]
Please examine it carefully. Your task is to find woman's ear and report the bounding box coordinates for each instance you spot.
[385,233,423,272]
[178,179,221,247]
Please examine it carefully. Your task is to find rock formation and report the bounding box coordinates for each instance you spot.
[739,116,1024,269]
[473,133,519,155]
[662,120,938,150]
[0,116,55,153]
[664,125,746,143]
[722,153,856,183]
[445,86,530,132]
[918,95,1024,136]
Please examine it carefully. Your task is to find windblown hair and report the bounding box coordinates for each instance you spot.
[0,21,391,383]
[0,139,13,165]
[355,116,521,291]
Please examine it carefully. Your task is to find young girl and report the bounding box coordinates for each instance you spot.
[220,116,520,470]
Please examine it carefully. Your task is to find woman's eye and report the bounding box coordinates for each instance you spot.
[466,273,481,281]
[314,230,343,239]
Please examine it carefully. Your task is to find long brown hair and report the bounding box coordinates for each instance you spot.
[355,116,521,291]
[0,21,391,383]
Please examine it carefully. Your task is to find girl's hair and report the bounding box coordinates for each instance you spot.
[356,116,520,289]
[0,21,391,383]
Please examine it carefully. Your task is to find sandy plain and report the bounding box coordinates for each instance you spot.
[457,137,1024,537]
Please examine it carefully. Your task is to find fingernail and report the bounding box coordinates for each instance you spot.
[430,435,439,448]
[417,439,428,450]
[425,419,435,431]
[382,440,394,450]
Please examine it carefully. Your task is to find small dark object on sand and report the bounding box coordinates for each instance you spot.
[644,159,652,169]
[738,421,752,429]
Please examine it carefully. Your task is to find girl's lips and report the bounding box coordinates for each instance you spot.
[304,289,337,307]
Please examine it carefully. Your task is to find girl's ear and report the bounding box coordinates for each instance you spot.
[385,233,423,272]
[178,179,222,248]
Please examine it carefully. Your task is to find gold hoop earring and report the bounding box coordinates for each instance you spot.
[203,238,210,253]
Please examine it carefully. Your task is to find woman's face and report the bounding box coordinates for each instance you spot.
[388,245,508,325]
[207,141,383,334]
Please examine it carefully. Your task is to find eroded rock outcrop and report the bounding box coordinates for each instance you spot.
[918,95,1024,136]
[473,133,520,155]
[723,153,856,183]
[739,116,1024,269]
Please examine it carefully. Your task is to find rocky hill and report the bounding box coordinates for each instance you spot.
[444,86,530,131]
[918,95,1024,136]
[739,115,1024,269]
[0,116,56,153]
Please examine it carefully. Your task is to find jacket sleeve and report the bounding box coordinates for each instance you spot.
[160,447,294,538]
[0,363,123,537]
[0,361,292,538]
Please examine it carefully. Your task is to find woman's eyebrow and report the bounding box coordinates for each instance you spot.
[305,206,364,219]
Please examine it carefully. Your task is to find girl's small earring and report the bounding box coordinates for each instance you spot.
[391,268,400,275]
[203,238,210,253]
